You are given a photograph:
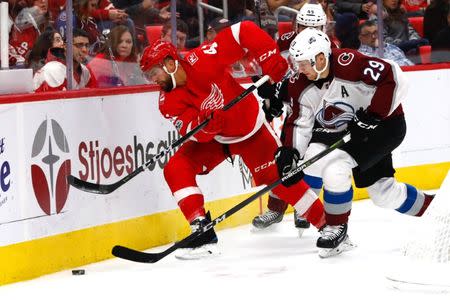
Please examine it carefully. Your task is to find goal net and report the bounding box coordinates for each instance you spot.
[386,170,450,291]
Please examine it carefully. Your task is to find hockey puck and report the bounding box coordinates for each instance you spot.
[72,269,85,275]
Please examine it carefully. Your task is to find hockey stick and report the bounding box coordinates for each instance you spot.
[111,133,351,263]
[67,75,272,194]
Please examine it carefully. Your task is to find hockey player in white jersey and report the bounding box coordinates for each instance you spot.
[252,2,329,234]
[268,27,434,258]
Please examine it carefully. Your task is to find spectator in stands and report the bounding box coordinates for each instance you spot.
[431,10,450,63]
[56,0,101,48]
[205,17,231,42]
[335,0,377,19]
[424,0,449,44]
[33,28,98,92]
[8,0,49,67]
[88,25,147,87]
[383,0,429,56]
[91,0,130,33]
[110,0,172,30]
[161,19,188,51]
[335,12,360,48]
[358,20,414,65]
[27,27,65,73]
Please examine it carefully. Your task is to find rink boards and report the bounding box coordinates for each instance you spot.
[0,66,449,285]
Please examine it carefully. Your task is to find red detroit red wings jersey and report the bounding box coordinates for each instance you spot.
[283,48,408,155]
[160,21,281,144]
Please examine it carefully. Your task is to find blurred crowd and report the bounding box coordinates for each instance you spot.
[0,0,449,92]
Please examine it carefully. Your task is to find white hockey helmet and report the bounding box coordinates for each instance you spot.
[289,27,331,80]
[296,3,327,28]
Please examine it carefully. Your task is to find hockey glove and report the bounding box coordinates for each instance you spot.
[259,51,288,83]
[275,146,304,187]
[348,108,380,144]
[200,109,224,135]
[251,76,284,122]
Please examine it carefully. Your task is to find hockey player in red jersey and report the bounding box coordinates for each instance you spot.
[270,27,434,258]
[139,21,326,260]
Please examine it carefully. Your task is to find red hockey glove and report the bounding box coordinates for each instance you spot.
[259,50,288,83]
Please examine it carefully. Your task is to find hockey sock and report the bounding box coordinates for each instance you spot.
[324,187,353,225]
[267,195,288,213]
[301,199,325,229]
[178,194,206,223]
[303,174,323,196]
[393,184,432,217]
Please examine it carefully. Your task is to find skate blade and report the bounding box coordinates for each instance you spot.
[297,228,305,238]
[318,236,357,258]
[174,244,221,260]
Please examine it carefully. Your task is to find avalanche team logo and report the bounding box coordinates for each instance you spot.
[30,119,71,215]
[200,83,224,111]
[316,100,354,130]
[337,52,355,66]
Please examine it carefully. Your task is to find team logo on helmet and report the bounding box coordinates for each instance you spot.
[309,37,316,44]
[337,52,355,66]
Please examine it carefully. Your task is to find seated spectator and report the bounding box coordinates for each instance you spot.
[161,19,189,50]
[27,27,65,73]
[88,25,147,87]
[358,20,414,65]
[33,29,98,92]
[56,0,101,50]
[8,0,49,67]
[383,0,429,56]
[335,0,377,19]
[431,10,450,63]
[424,0,449,44]
[335,12,360,49]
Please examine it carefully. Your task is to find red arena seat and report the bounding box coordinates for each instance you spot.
[408,17,424,37]
[145,25,163,45]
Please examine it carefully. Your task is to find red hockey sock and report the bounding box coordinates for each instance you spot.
[267,195,289,213]
[325,211,351,226]
[415,194,434,217]
[301,199,325,229]
[178,194,206,223]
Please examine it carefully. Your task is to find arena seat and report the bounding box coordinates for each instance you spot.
[408,17,424,37]
[145,25,163,45]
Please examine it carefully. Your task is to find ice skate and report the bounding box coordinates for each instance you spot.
[175,212,220,260]
[317,223,356,258]
[252,210,284,229]
[294,209,310,237]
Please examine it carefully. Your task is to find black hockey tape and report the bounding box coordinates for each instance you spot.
[72,269,85,275]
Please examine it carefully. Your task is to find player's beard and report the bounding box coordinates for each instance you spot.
[160,76,174,92]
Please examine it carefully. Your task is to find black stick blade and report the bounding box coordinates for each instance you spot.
[67,175,114,195]
[112,245,163,263]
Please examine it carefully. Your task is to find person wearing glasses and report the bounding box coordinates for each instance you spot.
[33,28,98,92]
[358,20,414,66]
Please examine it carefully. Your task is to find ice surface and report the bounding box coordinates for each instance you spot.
[1,198,448,300]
